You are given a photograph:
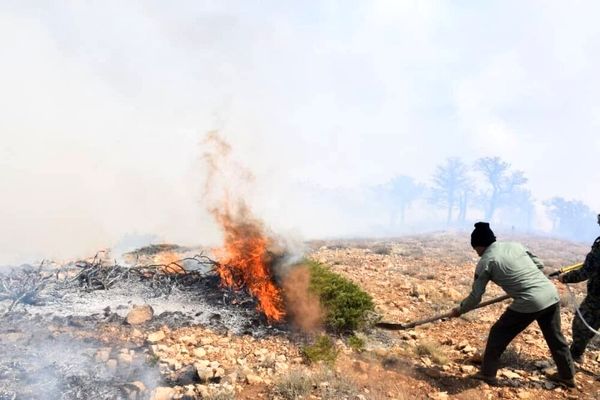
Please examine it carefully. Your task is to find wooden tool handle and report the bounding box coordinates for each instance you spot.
[376,294,510,331]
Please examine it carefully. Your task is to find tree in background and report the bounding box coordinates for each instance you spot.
[502,188,536,231]
[476,157,527,221]
[545,197,597,242]
[378,175,425,227]
[430,158,472,225]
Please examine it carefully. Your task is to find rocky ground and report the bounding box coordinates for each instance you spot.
[1,232,598,399]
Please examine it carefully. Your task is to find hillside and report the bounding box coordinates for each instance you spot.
[0,233,597,400]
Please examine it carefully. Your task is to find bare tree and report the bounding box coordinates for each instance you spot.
[545,197,597,241]
[476,157,527,221]
[379,175,425,227]
[430,158,472,225]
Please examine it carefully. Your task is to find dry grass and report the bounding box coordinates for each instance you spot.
[273,367,361,400]
[415,340,449,365]
[272,369,313,400]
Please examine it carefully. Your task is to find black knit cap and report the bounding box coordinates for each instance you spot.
[471,222,496,247]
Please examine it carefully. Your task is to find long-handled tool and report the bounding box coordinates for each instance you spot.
[548,262,583,277]
[377,262,585,331]
[375,294,510,331]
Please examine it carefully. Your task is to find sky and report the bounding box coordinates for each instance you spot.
[1,1,600,264]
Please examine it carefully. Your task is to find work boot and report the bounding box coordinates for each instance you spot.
[547,373,576,388]
[470,372,499,386]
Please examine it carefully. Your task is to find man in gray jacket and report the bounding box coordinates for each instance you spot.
[452,222,575,387]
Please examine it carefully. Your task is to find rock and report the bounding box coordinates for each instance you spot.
[517,391,531,399]
[457,341,469,350]
[200,337,213,345]
[499,369,521,379]
[162,358,183,370]
[428,392,449,400]
[196,384,210,397]
[193,347,207,358]
[460,365,476,374]
[122,381,146,400]
[214,367,225,379]
[196,365,213,383]
[461,346,477,354]
[95,349,111,363]
[534,360,551,369]
[106,359,118,372]
[544,381,555,390]
[179,335,198,345]
[126,304,154,325]
[276,354,287,363]
[173,365,199,385]
[118,352,134,365]
[150,387,176,400]
[470,351,484,364]
[245,374,263,385]
[147,331,166,343]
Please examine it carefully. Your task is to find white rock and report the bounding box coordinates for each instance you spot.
[126,304,154,325]
[147,331,166,343]
[150,387,176,400]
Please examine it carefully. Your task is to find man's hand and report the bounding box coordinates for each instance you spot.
[449,307,461,318]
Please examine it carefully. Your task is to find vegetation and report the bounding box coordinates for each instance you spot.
[273,368,360,400]
[308,261,375,333]
[273,369,313,399]
[347,334,365,352]
[415,340,449,365]
[301,335,338,365]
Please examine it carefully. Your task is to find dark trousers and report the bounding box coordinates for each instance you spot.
[570,296,600,358]
[481,303,574,379]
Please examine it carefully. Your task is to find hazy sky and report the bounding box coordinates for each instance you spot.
[1,1,600,264]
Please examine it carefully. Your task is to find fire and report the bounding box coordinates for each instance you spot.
[212,202,286,322]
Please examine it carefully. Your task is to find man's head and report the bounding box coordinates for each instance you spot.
[471,222,496,256]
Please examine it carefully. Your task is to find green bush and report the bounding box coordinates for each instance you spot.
[347,334,365,352]
[308,261,374,333]
[301,335,338,365]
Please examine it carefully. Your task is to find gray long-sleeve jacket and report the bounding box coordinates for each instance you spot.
[459,242,559,314]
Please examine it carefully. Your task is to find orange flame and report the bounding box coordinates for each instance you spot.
[212,202,286,321]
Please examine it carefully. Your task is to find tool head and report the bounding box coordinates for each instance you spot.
[597,213,600,226]
[375,322,407,330]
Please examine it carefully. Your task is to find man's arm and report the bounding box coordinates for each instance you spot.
[526,250,544,270]
[561,240,600,283]
[457,261,492,314]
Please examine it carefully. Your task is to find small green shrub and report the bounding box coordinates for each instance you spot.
[301,335,338,365]
[347,334,365,352]
[308,261,374,333]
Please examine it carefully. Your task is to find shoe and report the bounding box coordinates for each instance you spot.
[547,373,576,388]
[470,372,499,386]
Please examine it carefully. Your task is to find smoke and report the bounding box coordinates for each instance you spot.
[281,264,323,333]
[3,2,600,264]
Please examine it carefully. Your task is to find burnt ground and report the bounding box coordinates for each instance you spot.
[0,233,598,400]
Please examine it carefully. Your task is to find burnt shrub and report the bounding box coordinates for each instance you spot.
[307,261,374,333]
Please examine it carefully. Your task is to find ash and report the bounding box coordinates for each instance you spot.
[0,254,286,399]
